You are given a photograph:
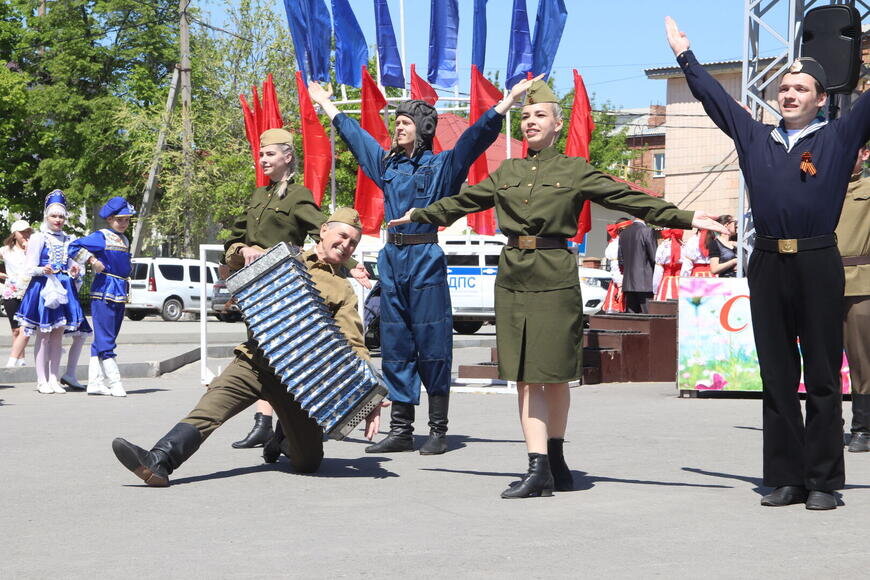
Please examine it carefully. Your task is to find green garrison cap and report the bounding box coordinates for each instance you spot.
[327,207,362,230]
[523,80,559,105]
[260,128,294,147]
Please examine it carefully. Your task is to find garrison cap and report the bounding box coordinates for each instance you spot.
[787,57,828,90]
[260,128,294,147]
[99,196,136,219]
[327,207,362,230]
[522,80,559,105]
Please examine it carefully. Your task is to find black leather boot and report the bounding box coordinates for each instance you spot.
[365,402,414,453]
[849,394,870,452]
[263,421,285,463]
[547,438,574,491]
[501,453,555,499]
[419,393,449,455]
[112,423,202,487]
[232,412,274,449]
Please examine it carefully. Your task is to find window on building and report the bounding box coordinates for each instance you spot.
[653,153,665,178]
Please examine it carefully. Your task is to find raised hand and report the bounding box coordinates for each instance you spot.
[665,16,690,57]
[691,211,729,235]
[307,81,333,106]
[495,74,546,115]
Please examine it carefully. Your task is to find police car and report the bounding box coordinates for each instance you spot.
[353,234,611,342]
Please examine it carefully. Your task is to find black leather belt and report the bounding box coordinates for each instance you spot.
[506,235,568,250]
[843,256,870,267]
[387,232,438,246]
[754,234,837,254]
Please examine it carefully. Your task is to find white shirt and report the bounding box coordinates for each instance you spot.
[1,244,30,299]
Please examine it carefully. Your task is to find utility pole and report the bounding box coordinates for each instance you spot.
[131,67,181,257]
[179,0,193,192]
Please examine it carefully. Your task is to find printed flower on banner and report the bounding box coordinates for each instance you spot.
[680,278,724,307]
[696,372,728,391]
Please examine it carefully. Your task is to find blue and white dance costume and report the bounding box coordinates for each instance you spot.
[15,210,91,336]
[68,198,135,360]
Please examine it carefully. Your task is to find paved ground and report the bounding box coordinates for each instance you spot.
[3,349,870,578]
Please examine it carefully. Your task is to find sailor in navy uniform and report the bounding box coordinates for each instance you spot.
[69,197,136,397]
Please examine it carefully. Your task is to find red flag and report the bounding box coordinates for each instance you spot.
[295,72,332,206]
[410,64,442,153]
[263,74,283,130]
[565,69,596,243]
[355,67,390,235]
[465,65,503,235]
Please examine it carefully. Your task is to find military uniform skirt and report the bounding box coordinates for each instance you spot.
[494,284,584,383]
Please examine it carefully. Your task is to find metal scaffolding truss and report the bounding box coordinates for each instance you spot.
[737,0,870,275]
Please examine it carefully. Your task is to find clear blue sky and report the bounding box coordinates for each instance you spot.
[202,0,751,109]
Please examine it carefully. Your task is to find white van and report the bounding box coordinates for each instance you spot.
[127,257,219,321]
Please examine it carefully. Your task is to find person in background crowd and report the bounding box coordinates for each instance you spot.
[69,197,137,397]
[601,219,632,313]
[836,145,870,452]
[2,220,33,368]
[14,190,91,394]
[680,228,713,277]
[654,228,685,300]
[708,215,738,277]
[619,219,657,313]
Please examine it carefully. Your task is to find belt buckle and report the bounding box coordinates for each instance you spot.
[777,238,797,254]
[518,235,537,250]
[393,233,404,246]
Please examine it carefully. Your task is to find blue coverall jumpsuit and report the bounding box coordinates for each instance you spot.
[333,108,504,404]
[68,228,132,359]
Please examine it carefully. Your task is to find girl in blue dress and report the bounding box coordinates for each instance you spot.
[15,190,91,394]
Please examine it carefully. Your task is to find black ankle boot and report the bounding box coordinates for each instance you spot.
[232,412,274,449]
[419,393,449,455]
[849,394,870,452]
[501,453,555,499]
[263,421,286,464]
[365,402,415,453]
[112,423,202,487]
[547,438,574,491]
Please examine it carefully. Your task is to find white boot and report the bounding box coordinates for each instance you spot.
[101,357,126,397]
[49,376,67,394]
[36,382,54,394]
[87,356,111,396]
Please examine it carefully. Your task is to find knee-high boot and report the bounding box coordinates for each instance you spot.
[365,402,415,453]
[112,423,202,487]
[419,393,449,455]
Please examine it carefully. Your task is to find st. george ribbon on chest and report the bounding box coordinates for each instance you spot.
[226,242,387,440]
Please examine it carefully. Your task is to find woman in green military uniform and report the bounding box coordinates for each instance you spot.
[225,128,369,450]
[389,81,726,499]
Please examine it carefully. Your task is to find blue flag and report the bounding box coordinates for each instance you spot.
[472,0,487,71]
[531,0,567,81]
[427,0,459,88]
[332,0,368,87]
[374,0,405,88]
[283,0,332,82]
[506,0,533,89]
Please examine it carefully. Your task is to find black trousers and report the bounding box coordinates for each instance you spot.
[624,291,653,314]
[747,246,845,491]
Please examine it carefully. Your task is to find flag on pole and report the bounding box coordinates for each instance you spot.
[472,0,487,71]
[506,0,533,89]
[331,0,368,88]
[240,77,286,188]
[531,0,568,82]
[466,65,502,235]
[355,67,390,235]
[374,0,405,88]
[295,72,332,206]
[283,0,331,82]
[565,69,595,242]
[427,0,459,88]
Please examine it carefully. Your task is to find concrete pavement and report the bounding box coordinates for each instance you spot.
[3,352,870,578]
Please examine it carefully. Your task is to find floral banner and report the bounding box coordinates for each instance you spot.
[677,278,850,393]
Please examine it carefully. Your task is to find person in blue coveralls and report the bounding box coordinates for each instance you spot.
[69,196,136,397]
[666,16,870,510]
[308,76,541,455]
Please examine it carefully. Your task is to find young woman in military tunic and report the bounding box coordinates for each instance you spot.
[389,81,725,498]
